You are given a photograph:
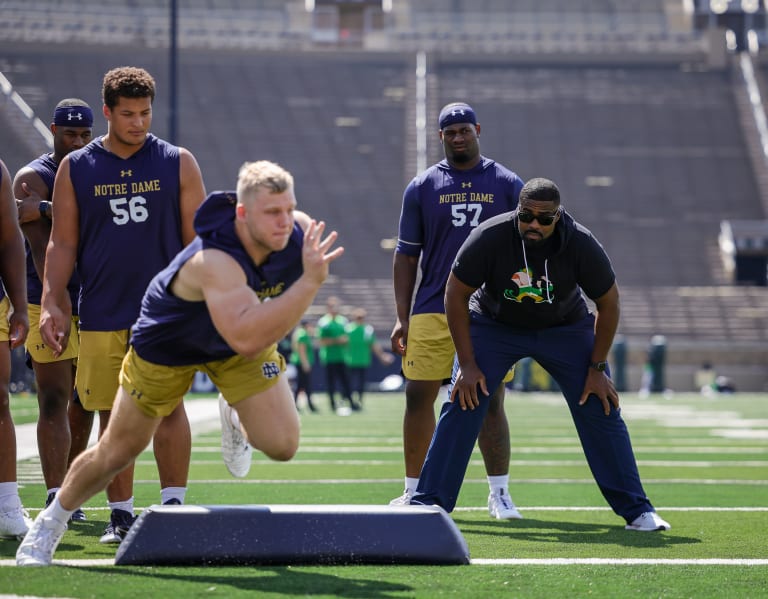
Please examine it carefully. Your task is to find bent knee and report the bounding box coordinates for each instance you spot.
[262,437,299,462]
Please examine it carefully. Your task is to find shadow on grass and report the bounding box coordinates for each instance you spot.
[71,564,413,598]
[452,517,701,548]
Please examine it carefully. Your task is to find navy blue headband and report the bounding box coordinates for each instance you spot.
[438,103,477,129]
[53,106,93,127]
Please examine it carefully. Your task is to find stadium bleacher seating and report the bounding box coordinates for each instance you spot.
[0,45,409,282]
[0,0,766,389]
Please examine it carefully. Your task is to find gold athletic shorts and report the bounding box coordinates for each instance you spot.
[403,313,514,383]
[0,297,9,341]
[75,329,130,411]
[25,303,79,363]
[120,343,286,419]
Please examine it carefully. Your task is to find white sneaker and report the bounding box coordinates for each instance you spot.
[16,514,68,566]
[488,490,523,520]
[0,505,33,540]
[625,511,671,531]
[219,394,252,478]
[389,489,414,506]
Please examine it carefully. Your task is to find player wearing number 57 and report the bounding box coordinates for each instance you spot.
[39,66,206,543]
[390,102,525,515]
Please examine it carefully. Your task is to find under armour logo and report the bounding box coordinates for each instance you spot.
[68,112,83,121]
[130,388,143,399]
[451,109,466,117]
[462,182,472,188]
[121,170,132,178]
[262,361,280,379]
[407,360,414,367]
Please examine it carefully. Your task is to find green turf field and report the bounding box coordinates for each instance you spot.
[2,391,766,598]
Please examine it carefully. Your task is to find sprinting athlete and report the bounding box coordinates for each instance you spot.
[18,160,343,566]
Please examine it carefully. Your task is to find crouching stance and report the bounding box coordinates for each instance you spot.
[17,160,343,565]
[412,177,670,533]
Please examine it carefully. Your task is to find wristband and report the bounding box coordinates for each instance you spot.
[39,200,51,219]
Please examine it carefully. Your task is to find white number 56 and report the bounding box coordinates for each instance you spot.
[110,196,149,225]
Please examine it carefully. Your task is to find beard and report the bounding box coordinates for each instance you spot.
[522,234,546,248]
[450,150,473,164]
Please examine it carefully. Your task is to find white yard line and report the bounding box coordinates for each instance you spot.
[1,558,766,567]
[470,558,768,566]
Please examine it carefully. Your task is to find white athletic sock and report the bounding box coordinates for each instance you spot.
[161,487,186,504]
[0,482,20,510]
[487,474,510,495]
[46,487,60,497]
[108,497,134,515]
[405,477,419,494]
[46,496,73,526]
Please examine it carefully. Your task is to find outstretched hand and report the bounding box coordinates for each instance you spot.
[301,220,344,286]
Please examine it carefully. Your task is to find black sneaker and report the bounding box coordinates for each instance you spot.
[46,491,88,523]
[163,498,182,505]
[98,508,135,544]
[70,508,87,522]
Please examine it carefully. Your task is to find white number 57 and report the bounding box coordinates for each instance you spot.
[451,203,482,227]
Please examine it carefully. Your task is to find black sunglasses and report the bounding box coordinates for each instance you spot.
[518,208,560,226]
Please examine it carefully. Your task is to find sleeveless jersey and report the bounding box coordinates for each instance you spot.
[24,153,80,311]
[396,156,523,315]
[130,191,305,366]
[68,134,183,330]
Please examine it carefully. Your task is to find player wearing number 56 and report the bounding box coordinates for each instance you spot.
[39,66,206,543]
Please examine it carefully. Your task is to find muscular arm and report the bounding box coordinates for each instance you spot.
[445,272,476,369]
[14,167,48,225]
[14,168,51,280]
[390,251,418,354]
[174,220,343,359]
[39,157,78,352]
[579,282,620,415]
[0,161,29,347]
[178,148,206,245]
[445,272,485,408]
[591,282,620,365]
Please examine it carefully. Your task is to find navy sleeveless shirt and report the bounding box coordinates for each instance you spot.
[130,191,304,366]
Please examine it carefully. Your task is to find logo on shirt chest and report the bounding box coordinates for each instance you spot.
[503,268,554,304]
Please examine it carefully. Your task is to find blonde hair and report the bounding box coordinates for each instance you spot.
[236,160,294,202]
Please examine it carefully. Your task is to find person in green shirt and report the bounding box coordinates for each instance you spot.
[316,296,357,412]
[345,307,394,408]
[289,320,318,412]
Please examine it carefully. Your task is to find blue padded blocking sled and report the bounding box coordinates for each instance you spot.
[114,504,470,566]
